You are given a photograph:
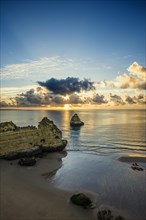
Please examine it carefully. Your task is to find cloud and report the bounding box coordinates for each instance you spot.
[125,94,146,105]
[0,56,74,80]
[0,101,10,107]
[13,88,52,106]
[52,95,66,104]
[125,96,136,104]
[1,61,146,108]
[110,94,125,105]
[92,93,108,104]
[116,62,146,90]
[69,94,83,104]
[38,77,95,95]
[127,62,146,80]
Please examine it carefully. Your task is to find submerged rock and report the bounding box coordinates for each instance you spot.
[131,163,143,171]
[70,193,94,209]
[18,157,37,166]
[0,117,67,159]
[70,114,84,126]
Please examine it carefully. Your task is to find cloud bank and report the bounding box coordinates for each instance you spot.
[0,61,145,108]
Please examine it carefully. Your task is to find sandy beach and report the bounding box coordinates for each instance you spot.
[0,152,97,220]
[0,151,146,220]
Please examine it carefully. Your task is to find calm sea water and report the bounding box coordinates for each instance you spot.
[0,109,145,156]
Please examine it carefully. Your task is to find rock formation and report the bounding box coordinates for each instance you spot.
[70,113,84,126]
[0,117,67,159]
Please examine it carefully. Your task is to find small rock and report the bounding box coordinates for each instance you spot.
[70,193,93,209]
[131,163,143,171]
[18,157,36,166]
[97,209,125,220]
[70,114,84,127]
[97,209,113,220]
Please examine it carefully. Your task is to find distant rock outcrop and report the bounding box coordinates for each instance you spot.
[70,113,84,126]
[0,117,67,159]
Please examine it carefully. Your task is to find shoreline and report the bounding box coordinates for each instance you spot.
[0,152,97,220]
[0,152,146,220]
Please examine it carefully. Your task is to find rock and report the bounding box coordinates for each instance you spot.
[18,158,37,166]
[97,209,125,220]
[40,140,68,152]
[4,146,43,160]
[131,163,143,171]
[70,114,84,126]
[0,121,17,132]
[97,210,113,220]
[70,193,93,209]
[0,117,67,158]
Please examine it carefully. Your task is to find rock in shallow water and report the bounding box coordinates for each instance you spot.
[70,114,84,127]
[131,163,144,171]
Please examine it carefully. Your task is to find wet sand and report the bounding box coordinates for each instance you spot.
[0,152,97,220]
[0,152,146,220]
[118,156,146,163]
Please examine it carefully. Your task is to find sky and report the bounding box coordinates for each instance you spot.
[0,0,146,109]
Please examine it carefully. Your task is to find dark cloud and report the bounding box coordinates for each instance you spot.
[92,93,108,104]
[14,88,53,106]
[69,94,83,104]
[52,95,66,104]
[126,94,146,105]
[125,96,136,104]
[37,77,95,95]
[110,94,125,105]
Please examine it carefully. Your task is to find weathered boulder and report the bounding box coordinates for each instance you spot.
[70,114,84,126]
[70,193,94,209]
[18,157,37,166]
[0,117,67,158]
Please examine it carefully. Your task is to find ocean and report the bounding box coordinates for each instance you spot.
[0,109,146,156]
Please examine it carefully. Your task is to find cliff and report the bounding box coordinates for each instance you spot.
[0,117,67,159]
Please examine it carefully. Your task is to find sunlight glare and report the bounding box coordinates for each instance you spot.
[64,104,71,110]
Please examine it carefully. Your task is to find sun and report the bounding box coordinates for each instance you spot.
[64,104,71,110]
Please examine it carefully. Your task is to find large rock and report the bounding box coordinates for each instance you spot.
[70,114,84,126]
[0,117,67,159]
